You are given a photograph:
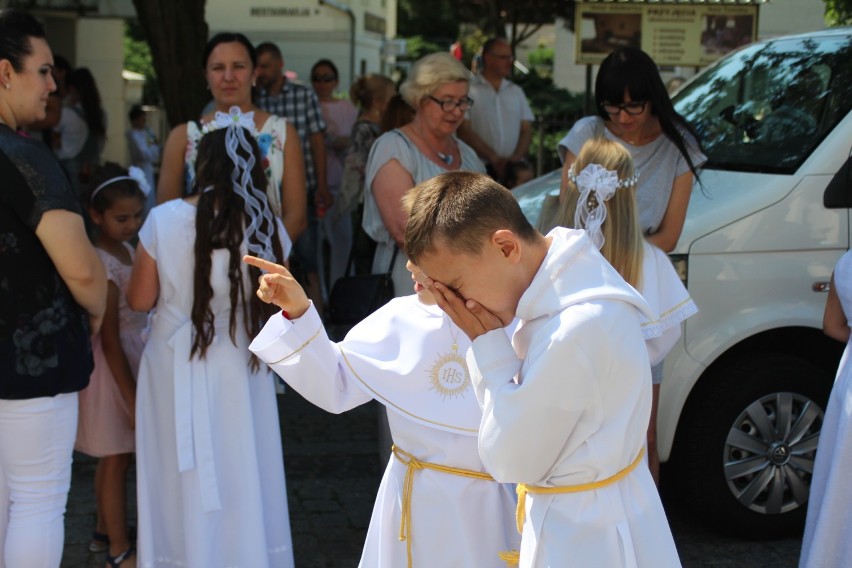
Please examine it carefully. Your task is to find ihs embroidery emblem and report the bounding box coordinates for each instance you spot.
[429,351,470,399]
[429,324,471,399]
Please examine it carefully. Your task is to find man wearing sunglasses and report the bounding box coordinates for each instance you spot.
[458,37,534,188]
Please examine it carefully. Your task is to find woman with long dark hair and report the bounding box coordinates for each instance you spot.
[128,110,295,567]
[558,47,705,253]
[0,8,107,566]
[557,46,706,484]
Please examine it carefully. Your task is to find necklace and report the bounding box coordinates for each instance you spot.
[413,124,455,166]
[610,119,660,146]
[428,317,471,400]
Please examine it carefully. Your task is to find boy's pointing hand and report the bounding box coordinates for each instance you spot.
[243,255,311,319]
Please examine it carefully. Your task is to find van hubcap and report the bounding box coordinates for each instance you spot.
[722,392,823,515]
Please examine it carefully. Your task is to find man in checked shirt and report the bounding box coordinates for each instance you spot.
[256,41,330,312]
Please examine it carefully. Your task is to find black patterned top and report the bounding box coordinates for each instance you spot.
[0,124,93,399]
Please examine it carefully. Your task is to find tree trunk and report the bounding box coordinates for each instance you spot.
[131,0,209,127]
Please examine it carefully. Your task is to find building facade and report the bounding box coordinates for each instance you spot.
[3,0,397,164]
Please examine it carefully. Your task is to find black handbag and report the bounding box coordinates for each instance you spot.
[327,246,399,326]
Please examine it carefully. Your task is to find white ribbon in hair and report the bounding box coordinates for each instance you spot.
[572,163,620,250]
[202,105,258,137]
[90,165,152,202]
[127,166,151,196]
[218,107,275,262]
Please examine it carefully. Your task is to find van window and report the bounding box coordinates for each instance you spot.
[674,33,852,174]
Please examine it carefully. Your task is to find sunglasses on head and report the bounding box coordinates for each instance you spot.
[311,74,336,83]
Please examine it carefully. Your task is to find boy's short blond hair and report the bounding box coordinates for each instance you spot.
[404,172,537,262]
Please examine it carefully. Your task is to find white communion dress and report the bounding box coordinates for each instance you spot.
[135,199,294,568]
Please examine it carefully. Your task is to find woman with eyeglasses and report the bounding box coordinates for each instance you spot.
[558,47,705,254]
[362,52,485,472]
[310,59,359,289]
[363,52,485,299]
[556,46,706,485]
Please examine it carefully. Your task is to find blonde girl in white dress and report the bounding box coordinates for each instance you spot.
[541,137,698,481]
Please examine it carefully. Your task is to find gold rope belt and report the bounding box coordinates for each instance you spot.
[392,444,494,568]
[499,447,646,567]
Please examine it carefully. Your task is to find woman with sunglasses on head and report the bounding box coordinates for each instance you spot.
[557,46,706,485]
[310,59,358,289]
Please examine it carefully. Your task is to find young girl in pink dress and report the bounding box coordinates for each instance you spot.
[76,163,150,568]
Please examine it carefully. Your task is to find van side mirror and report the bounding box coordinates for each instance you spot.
[824,154,852,209]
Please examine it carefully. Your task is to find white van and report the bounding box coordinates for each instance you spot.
[515,27,852,537]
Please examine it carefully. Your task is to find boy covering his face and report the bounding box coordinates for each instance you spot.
[404,171,681,568]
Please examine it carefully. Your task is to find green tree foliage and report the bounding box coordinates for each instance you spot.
[460,26,487,70]
[124,21,154,77]
[527,44,555,77]
[516,70,585,173]
[397,0,460,41]
[123,36,153,78]
[397,0,574,55]
[398,35,446,61]
[457,0,574,46]
[825,0,852,24]
[123,21,160,104]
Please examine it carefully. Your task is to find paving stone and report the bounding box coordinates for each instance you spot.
[61,386,802,567]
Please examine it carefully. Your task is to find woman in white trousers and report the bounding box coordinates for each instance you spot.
[0,8,107,567]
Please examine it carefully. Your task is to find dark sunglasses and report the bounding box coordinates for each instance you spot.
[311,74,337,83]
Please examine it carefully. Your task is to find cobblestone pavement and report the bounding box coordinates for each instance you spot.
[62,389,801,568]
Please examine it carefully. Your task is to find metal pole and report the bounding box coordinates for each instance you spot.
[536,116,544,177]
[585,64,594,115]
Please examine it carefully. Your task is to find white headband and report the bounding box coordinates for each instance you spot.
[90,166,151,202]
[199,106,275,263]
[567,163,638,249]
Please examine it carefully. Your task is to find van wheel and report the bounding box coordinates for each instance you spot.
[670,353,831,538]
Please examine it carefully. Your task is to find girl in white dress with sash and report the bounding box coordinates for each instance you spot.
[128,110,294,567]
[245,251,519,567]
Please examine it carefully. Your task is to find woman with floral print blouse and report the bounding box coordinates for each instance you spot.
[156,32,307,243]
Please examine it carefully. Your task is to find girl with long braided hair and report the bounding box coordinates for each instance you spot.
[127,108,295,567]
